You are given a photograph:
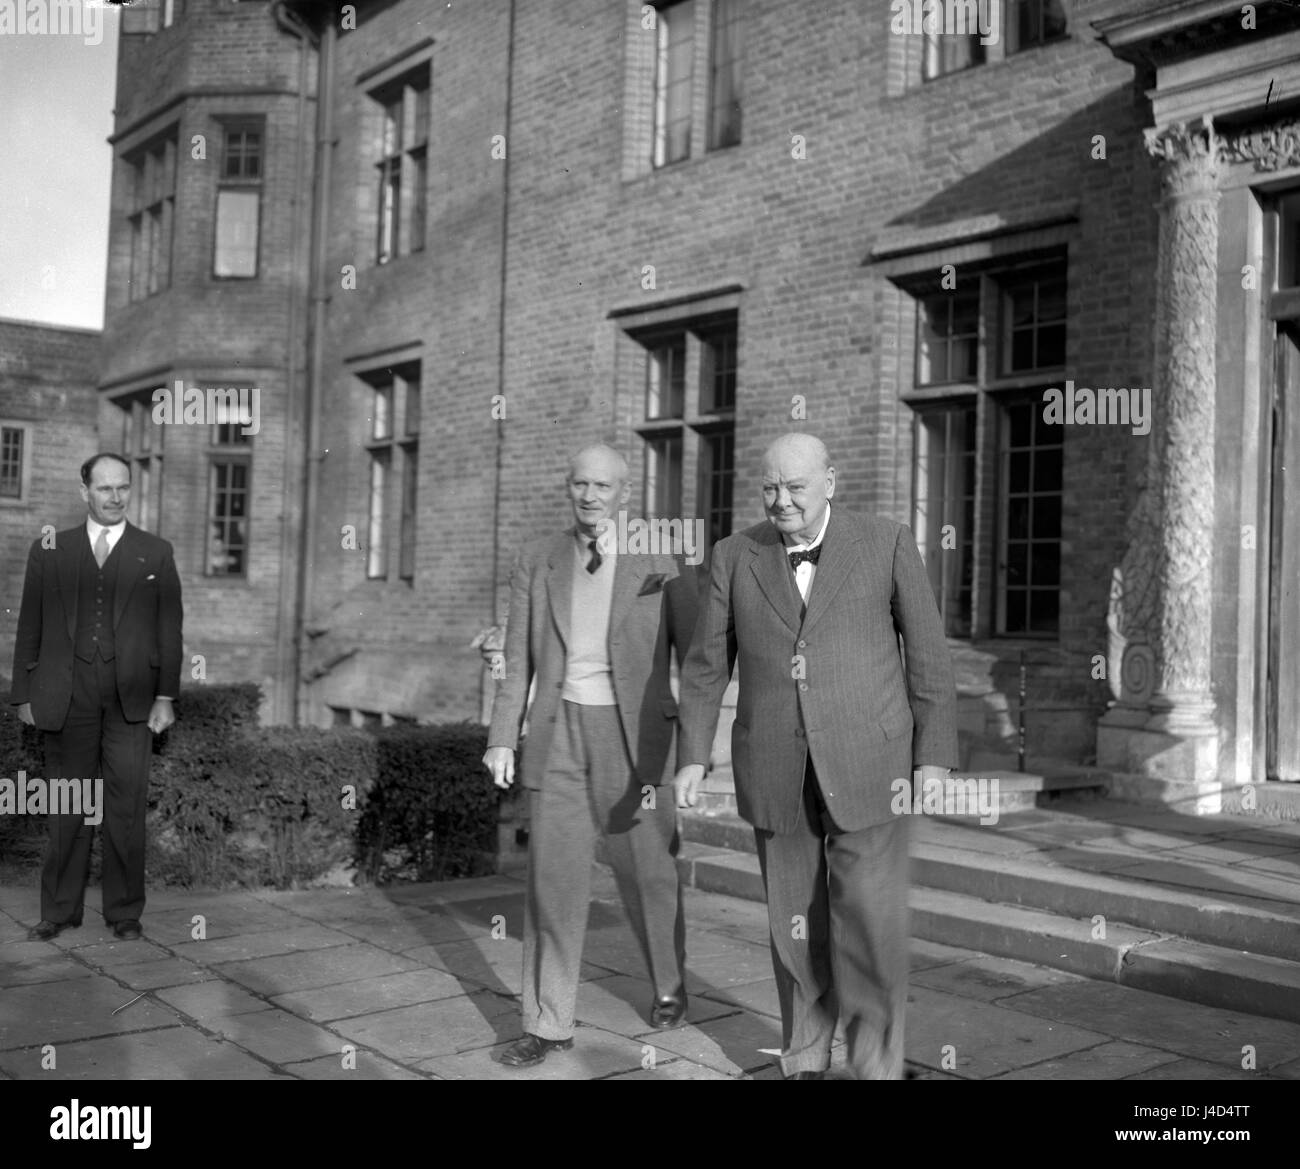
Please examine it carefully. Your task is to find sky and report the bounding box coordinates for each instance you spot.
[0,2,121,331]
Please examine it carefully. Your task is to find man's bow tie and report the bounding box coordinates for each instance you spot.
[788,545,821,570]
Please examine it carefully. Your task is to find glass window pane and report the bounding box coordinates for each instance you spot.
[213,189,259,277]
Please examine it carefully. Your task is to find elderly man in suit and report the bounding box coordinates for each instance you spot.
[12,452,184,942]
[483,444,697,1068]
[674,433,957,1080]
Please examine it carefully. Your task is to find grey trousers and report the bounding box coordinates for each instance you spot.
[753,767,910,1079]
[522,701,686,1041]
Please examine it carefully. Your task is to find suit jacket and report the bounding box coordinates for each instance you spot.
[10,522,185,732]
[678,508,958,834]
[487,528,698,789]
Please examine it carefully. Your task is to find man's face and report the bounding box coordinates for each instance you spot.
[81,460,131,527]
[762,450,834,545]
[567,452,630,538]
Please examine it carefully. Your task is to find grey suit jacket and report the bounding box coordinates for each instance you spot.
[487,528,698,789]
[677,508,958,833]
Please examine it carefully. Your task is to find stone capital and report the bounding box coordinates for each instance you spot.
[1145,117,1220,200]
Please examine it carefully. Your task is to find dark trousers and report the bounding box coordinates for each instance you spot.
[522,701,686,1040]
[753,763,910,1079]
[40,655,152,925]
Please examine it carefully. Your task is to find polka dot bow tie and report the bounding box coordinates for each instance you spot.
[788,546,821,570]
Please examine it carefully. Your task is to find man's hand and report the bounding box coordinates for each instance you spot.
[15,702,34,727]
[673,764,705,809]
[483,746,516,790]
[147,698,175,735]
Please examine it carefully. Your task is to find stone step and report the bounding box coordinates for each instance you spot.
[669,838,1300,1025]
[911,838,1300,963]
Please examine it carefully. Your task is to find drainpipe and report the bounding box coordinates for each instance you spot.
[271,0,315,725]
[492,0,517,614]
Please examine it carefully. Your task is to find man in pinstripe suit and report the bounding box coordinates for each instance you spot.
[674,433,958,1079]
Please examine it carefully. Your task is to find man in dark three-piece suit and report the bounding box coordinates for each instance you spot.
[12,453,184,942]
[484,444,698,1068]
[675,433,958,1079]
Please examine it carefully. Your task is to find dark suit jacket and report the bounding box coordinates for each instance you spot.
[10,522,184,731]
[678,508,958,833]
[487,529,698,789]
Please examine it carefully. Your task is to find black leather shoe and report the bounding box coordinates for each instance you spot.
[500,1033,574,1068]
[786,1069,825,1080]
[112,919,142,941]
[650,991,687,1029]
[27,918,80,941]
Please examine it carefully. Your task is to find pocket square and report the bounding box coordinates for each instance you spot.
[638,573,666,596]
[145,574,157,581]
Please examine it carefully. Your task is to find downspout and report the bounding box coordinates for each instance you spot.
[271,0,315,725]
[492,0,517,610]
[286,6,336,727]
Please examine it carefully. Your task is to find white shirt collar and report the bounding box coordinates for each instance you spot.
[784,502,831,552]
[87,518,127,546]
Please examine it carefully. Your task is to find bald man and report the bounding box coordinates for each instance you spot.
[674,434,957,1079]
[484,445,698,1068]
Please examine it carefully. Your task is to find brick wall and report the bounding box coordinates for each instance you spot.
[0,320,101,675]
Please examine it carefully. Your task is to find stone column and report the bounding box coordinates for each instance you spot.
[1142,118,1219,744]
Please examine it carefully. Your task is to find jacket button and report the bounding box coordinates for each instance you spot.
[794,728,804,738]
[798,639,807,648]
[798,683,808,692]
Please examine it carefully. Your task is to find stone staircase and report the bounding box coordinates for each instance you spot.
[674,792,1300,1025]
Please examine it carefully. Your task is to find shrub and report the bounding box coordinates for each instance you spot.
[358,721,500,882]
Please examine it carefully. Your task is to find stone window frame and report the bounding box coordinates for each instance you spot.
[0,421,33,507]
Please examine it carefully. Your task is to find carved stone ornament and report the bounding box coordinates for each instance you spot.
[1221,118,1300,173]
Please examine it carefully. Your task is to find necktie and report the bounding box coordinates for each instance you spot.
[94,529,110,569]
[788,545,821,570]
[586,539,602,574]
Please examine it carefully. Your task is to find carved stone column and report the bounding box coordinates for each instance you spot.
[1141,118,1220,740]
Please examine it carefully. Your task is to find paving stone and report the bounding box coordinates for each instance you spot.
[270,967,468,1021]
[58,939,171,967]
[910,953,1086,1003]
[644,1010,784,1076]
[1271,1057,1300,1079]
[417,1027,650,1080]
[684,938,779,994]
[1005,980,1300,1071]
[279,1051,427,1080]
[904,984,1108,1078]
[107,957,214,992]
[379,875,527,908]
[204,1010,348,1065]
[680,888,772,945]
[0,974,181,1049]
[697,977,782,1019]
[0,913,31,943]
[217,943,422,996]
[171,923,359,963]
[579,926,655,978]
[154,980,273,1023]
[407,937,526,996]
[332,911,490,951]
[1231,851,1300,880]
[0,955,94,986]
[141,904,310,946]
[990,1041,1179,1080]
[0,1026,289,1080]
[330,991,519,1062]
[1123,1059,1276,1080]
[910,938,984,971]
[1168,840,1300,865]
[605,1056,736,1080]
[572,974,734,1037]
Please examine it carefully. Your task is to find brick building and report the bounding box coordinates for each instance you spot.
[83,0,1300,806]
[0,319,100,660]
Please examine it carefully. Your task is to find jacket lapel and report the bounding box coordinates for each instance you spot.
[546,529,578,649]
[608,550,648,636]
[749,527,803,637]
[113,523,145,630]
[58,526,83,643]
[801,509,858,634]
